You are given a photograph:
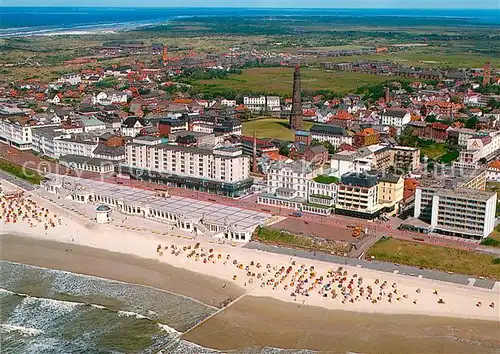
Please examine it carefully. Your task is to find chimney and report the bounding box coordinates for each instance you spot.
[384,87,390,103]
[483,62,491,86]
[252,130,258,174]
[162,45,168,64]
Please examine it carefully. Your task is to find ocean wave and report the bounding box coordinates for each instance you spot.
[1,287,181,336]
[0,324,44,336]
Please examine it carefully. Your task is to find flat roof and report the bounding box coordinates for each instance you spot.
[50,176,270,231]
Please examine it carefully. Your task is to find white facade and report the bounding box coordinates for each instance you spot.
[457,128,477,147]
[380,109,411,133]
[310,132,352,148]
[221,99,237,107]
[125,143,250,184]
[308,179,338,206]
[414,187,497,239]
[0,117,33,150]
[53,138,98,159]
[266,161,319,200]
[92,91,128,106]
[243,96,281,113]
[57,73,82,85]
[122,121,144,137]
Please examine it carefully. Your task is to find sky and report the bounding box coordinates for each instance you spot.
[3,0,499,9]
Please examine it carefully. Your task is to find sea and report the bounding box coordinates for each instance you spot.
[0,260,315,354]
[0,7,499,37]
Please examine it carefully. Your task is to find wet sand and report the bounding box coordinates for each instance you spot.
[0,234,243,307]
[183,296,500,354]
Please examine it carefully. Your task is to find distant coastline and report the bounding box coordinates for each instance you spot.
[1,7,499,37]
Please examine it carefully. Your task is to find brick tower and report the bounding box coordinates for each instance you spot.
[289,65,303,131]
[483,62,491,86]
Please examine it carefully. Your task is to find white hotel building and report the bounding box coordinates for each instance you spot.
[0,116,33,150]
[413,170,496,239]
[122,137,253,197]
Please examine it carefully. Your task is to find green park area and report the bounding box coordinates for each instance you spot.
[194,67,407,96]
[242,118,314,140]
[419,142,447,160]
[0,159,44,185]
[367,238,500,280]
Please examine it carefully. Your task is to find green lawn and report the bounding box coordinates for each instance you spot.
[256,227,348,255]
[419,143,447,160]
[242,118,314,140]
[313,175,339,184]
[308,50,500,69]
[438,150,459,164]
[367,238,500,280]
[194,67,407,96]
[0,159,44,185]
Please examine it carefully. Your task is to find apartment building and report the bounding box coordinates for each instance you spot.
[0,115,33,150]
[378,174,404,213]
[367,144,392,172]
[454,132,500,169]
[243,96,281,113]
[413,169,494,239]
[336,172,381,218]
[123,137,252,197]
[309,124,353,148]
[389,146,420,172]
[330,149,373,178]
[380,109,411,134]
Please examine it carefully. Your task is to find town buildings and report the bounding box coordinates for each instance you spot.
[0,116,33,150]
[354,128,379,147]
[413,169,495,239]
[122,136,253,197]
[380,109,411,134]
[309,124,353,148]
[389,146,421,172]
[335,172,381,218]
[243,96,281,115]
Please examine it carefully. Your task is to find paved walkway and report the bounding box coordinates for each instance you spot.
[243,242,497,290]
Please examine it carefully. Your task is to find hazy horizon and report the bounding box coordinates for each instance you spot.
[2,1,499,10]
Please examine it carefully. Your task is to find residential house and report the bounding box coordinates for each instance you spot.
[309,124,353,148]
[487,160,500,182]
[354,128,379,147]
[121,117,146,137]
[380,108,411,134]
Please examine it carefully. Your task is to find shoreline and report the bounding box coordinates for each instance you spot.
[1,179,499,324]
[0,234,243,309]
[2,236,500,354]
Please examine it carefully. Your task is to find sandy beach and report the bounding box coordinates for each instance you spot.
[184,296,500,353]
[1,179,500,352]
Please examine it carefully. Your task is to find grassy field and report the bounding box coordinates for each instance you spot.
[242,118,314,140]
[367,238,500,280]
[0,158,44,185]
[255,227,348,255]
[308,49,500,69]
[419,143,447,160]
[195,67,406,96]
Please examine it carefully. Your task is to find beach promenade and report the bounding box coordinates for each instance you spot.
[1,177,500,353]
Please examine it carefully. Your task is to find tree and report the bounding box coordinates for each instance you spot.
[397,127,418,147]
[279,145,290,157]
[425,115,437,123]
[465,117,479,130]
[311,139,336,155]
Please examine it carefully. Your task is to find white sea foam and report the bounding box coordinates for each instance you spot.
[117,310,148,319]
[0,324,44,336]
